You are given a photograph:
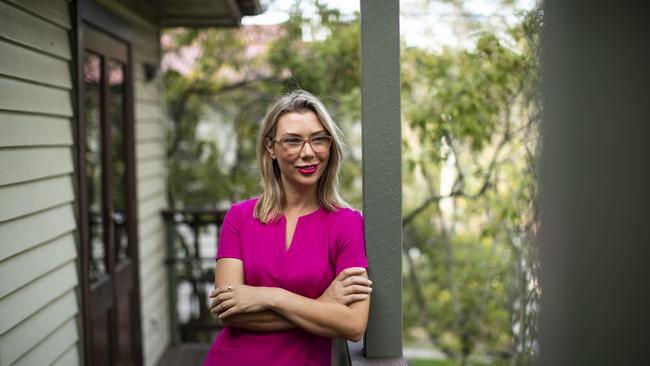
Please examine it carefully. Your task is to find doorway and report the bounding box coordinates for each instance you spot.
[77,23,143,365]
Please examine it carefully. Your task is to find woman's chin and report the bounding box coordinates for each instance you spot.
[290,173,321,188]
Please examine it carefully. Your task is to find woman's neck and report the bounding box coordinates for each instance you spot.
[282,182,319,215]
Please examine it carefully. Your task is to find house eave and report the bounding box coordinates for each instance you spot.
[99,0,264,28]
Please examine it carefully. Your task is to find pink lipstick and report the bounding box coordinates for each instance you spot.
[297,164,318,175]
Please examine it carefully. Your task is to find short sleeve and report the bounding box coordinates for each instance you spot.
[216,203,242,260]
[334,209,369,276]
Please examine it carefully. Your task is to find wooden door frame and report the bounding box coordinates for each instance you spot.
[73,0,143,364]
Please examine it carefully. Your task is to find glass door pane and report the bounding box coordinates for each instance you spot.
[108,58,129,262]
[84,51,106,283]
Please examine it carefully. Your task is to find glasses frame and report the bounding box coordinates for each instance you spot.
[269,134,333,155]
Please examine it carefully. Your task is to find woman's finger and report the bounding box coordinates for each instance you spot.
[213,299,235,314]
[218,305,239,319]
[211,286,227,298]
[343,275,372,287]
[215,292,233,305]
[344,293,369,304]
[209,292,231,309]
[214,299,235,314]
[344,285,373,295]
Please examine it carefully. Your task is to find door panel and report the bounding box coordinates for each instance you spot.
[81,25,141,365]
[118,295,134,365]
[91,312,112,366]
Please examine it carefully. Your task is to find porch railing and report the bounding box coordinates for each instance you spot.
[162,208,227,344]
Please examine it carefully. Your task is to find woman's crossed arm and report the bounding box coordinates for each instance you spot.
[210,258,372,341]
[211,258,294,331]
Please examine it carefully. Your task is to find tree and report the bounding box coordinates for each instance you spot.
[162,2,363,208]
[400,7,542,364]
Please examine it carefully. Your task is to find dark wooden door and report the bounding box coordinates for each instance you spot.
[80,25,142,365]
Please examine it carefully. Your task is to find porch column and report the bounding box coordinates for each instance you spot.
[540,1,650,365]
[356,0,405,362]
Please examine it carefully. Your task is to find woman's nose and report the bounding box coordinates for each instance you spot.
[300,140,315,158]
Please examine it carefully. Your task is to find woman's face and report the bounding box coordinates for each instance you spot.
[266,111,331,190]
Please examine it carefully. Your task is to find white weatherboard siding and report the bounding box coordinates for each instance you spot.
[133,24,171,366]
[0,1,82,366]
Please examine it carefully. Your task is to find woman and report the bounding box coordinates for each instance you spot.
[204,90,372,366]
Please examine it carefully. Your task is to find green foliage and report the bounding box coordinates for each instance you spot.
[163,2,363,208]
[163,2,542,364]
[401,6,542,364]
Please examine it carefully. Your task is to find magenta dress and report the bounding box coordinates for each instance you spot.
[203,197,368,366]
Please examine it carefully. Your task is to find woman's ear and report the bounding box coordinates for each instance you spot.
[264,138,276,160]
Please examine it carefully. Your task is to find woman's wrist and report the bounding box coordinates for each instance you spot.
[263,287,284,311]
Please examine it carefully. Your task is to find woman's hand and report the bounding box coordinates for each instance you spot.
[209,284,271,319]
[318,267,372,306]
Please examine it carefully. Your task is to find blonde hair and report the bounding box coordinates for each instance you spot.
[254,90,349,224]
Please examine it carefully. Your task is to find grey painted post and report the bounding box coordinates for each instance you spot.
[539,2,650,365]
[356,0,404,361]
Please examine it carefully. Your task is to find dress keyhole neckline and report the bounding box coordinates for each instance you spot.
[282,206,322,253]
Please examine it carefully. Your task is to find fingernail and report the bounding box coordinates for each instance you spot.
[368,280,373,285]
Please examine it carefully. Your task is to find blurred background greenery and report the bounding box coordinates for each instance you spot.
[161,1,542,364]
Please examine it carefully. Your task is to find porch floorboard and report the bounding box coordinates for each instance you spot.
[157,343,211,366]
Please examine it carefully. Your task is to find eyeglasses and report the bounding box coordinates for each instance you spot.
[270,134,332,154]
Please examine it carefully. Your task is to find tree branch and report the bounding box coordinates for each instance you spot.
[403,123,512,227]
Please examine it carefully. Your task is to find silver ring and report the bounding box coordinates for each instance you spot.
[227,284,232,292]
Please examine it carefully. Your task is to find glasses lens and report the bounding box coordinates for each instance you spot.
[311,136,331,152]
[280,136,331,153]
[282,137,303,152]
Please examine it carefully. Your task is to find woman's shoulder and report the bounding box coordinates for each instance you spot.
[228,196,260,215]
[328,205,363,222]
[327,205,365,244]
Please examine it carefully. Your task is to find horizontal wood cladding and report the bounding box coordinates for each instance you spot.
[137,141,166,162]
[0,147,74,186]
[134,32,160,64]
[0,233,76,298]
[0,288,78,364]
[136,119,165,141]
[135,81,163,103]
[0,112,72,147]
[137,175,166,202]
[0,174,75,222]
[0,77,73,117]
[0,2,81,365]
[0,203,76,261]
[0,1,71,60]
[139,249,167,296]
[139,230,165,267]
[137,157,166,181]
[0,260,78,334]
[11,316,79,366]
[0,40,72,89]
[138,192,167,222]
[131,22,170,366]
[136,101,164,120]
[51,342,81,366]
[3,0,71,30]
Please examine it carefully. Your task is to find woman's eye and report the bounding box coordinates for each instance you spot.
[312,137,329,145]
[283,138,302,146]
